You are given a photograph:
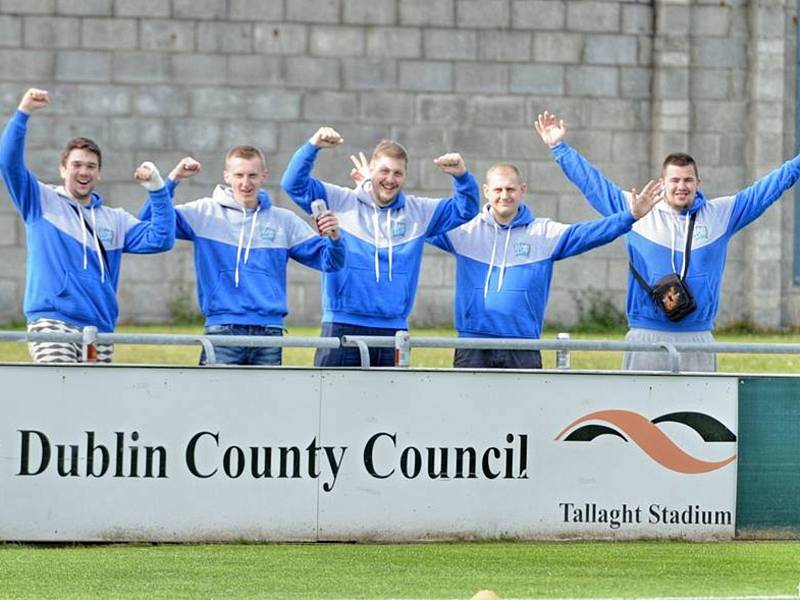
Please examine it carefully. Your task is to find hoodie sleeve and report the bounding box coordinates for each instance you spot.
[280,142,329,214]
[0,110,42,222]
[551,210,635,261]
[424,171,480,236]
[551,142,630,217]
[286,212,345,272]
[123,184,176,253]
[726,154,800,235]
[138,178,196,241]
[425,232,455,253]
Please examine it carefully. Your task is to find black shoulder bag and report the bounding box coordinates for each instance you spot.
[629,212,697,322]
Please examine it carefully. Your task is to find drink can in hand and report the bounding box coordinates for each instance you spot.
[311,199,328,235]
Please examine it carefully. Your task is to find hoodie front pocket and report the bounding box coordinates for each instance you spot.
[335,265,410,318]
[464,286,537,336]
[54,271,117,326]
[205,269,284,316]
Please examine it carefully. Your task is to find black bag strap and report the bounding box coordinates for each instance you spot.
[68,203,110,271]
[680,211,698,278]
[629,211,697,294]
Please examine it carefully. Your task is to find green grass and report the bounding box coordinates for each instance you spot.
[0,541,797,599]
[1,327,798,598]
[1,323,798,372]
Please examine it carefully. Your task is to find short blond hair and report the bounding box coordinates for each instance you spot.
[371,139,408,165]
[486,162,523,183]
[225,145,266,170]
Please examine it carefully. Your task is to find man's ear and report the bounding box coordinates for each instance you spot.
[223,170,231,185]
[520,182,528,194]
[482,183,490,199]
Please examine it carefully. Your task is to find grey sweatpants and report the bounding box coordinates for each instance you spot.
[622,328,716,372]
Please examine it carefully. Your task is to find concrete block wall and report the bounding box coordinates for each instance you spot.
[0,0,796,330]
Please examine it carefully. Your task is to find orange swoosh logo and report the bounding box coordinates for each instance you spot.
[555,409,736,474]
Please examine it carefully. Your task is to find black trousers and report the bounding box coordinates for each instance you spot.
[453,348,542,369]
[314,322,398,367]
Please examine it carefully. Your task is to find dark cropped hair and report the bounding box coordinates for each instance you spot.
[61,137,102,169]
[662,152,699,179]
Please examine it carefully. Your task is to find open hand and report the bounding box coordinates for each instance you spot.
[630,179,664,220]
[534,111,566,148]
[349,151,370,184]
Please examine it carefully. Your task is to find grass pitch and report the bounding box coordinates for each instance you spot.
[0,541,798,599]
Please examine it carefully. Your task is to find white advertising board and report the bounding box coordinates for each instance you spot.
[0,366,738,541]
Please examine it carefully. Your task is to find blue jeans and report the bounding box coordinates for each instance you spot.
[314,322,398,367]
[200,324,283,366]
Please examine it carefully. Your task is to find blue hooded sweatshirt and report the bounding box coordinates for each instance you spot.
[281,142,479,329]
[428,203,636,338]
[0,109,174,332]
[551,141,800,332]
[142,182,345,327]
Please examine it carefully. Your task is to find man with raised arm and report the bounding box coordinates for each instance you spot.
[147,147,345,366]
[281,127,480,367]
[0,88,174,363]
[427,163,662,369]
[536,111,800,371]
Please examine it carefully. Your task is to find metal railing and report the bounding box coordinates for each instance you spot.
[344,332,800,372]
[0,328,340,366]
[3,327,800,372]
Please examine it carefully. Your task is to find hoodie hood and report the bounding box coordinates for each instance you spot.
[479,201,534,229]
[54,185,104,209]
[211,185,272,210]
[354,179,407,211]
[654,189,706,217]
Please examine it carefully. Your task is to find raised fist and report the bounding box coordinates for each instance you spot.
[169,157,201,182]
[18,88,50,114]
[134,161,165,191]
[309,127,343,149]
[433,153,466,177]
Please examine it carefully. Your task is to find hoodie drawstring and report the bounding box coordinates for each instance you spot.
[670,213,691,278]
[483,223,512,297]
[386,208,393,282]
[77,206,89,271]
[372,205,380,282]
[234,206,260,288]
[371,206,393,283]
[496,226,511,292]
[483,223,499,298]
[74,204,104,282]
[243,206,260,265]
[90,207,104,283]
